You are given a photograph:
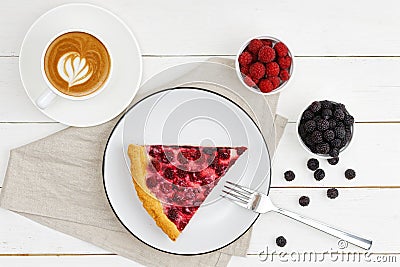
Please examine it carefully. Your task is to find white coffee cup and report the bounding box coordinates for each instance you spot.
[36,29,113,109]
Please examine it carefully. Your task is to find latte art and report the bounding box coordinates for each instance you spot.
[58,52,93,88]
[44,31,111,97]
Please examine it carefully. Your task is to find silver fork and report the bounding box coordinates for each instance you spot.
[222,181,372,250]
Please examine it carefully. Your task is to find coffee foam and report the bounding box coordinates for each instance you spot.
[44,31,111,97]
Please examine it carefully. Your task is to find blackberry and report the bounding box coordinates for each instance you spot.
[327,188,339,199]
[309,101,322,113]
[327,157,339,165]
[328,119,337,129]
[307,158,319,171]
[302,110,314,121]
[336,103,346,111]
[316,143,330,154]
[276,236,287,247]
[298,124,307,138]
[329,148,339,158]
[299,196,310,206]
[321,109,333,120]
[335,127,346,140]
[317,119,329,131]
[314,169,325,181]
[284,170,295,181]
[345,130,352,142]
[311,131,323,144]
[321,100,333,109]
[323,130,335,142]
[345,169,356,179]
[334,109,345,121]
[304,120,316,133]
[344,115,354,126]
[305,135,314,146]
[313,115,322,122]
[336,121,345,128]
[330,139,342,148]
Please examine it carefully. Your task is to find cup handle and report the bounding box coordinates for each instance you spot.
[36,89,57,109]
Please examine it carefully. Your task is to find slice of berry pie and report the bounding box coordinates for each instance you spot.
[127,144,247,241]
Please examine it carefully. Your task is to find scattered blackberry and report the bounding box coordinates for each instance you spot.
[316,143,330,154]
[335,127,346,140]
[323,130,335,142]
[330,139,342,148]
[334,109,345,121]
[321,109,333,119]
[276,236,287,247]
[317,119,329,131]
[304,120,316,133]
[314,169,325,181]
[284,170,295,181]
[327,188,339,199]
[311,131,323,144]
[309,101,322,113]
[321,100,333,109]
[345,169,356,179]
[327,157,339,165]
[299,196,310,206]
[328,119,337,129]
[344,115,354,126]
[307,158,319,171]
[302,110,314,121]
[329,148,339,158]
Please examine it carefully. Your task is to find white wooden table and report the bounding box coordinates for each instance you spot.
[0,1,399,266]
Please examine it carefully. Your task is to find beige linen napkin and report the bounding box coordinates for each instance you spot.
[0,58,287,267]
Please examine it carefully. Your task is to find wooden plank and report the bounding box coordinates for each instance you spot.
[248,188,398,254]
[0,255,142,267]
[1,56,400,122]
[1,0,400,56]
[0,122,397,187]
[0,188,397,255]
[271,123,400,187]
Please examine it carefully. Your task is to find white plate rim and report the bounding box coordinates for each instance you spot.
[19,3,143,127]
[102,86,272,255]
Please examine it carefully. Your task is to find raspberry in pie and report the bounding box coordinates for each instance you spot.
[127,144,247,241]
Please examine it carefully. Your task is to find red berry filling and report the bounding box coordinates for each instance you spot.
[144,145,247,232]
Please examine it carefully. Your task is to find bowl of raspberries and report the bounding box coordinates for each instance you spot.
[297,100,355,158]
[236,36,293,94]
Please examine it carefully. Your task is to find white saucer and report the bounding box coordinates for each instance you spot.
[103,88,272,255]
[19,4,142,127]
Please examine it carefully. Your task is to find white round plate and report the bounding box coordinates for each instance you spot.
[19,4,142,127]
[103,88,271,255]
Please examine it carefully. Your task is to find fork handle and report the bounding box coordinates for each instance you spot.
[275,208,372,250]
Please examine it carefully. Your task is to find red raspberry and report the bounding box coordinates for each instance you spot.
[265,62,280,77]
[262,40,272,47]
[240,64,249,75]
[274,42,289,57]
[249,62,265,80]
[238,51,253,66]
[258,79,274,93]
[277,56,292,69]
[268,76,281,89]
[279,69,290,81]
[258,46,275,63]
[247,39,264,54]
[243,76,256,87]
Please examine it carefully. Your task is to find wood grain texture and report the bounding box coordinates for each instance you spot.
[1,56,400,122]
[2,0,400,56]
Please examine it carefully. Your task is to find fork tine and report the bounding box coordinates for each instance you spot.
[220,194,248,208]
[221,190,249,204]
[226,181,255,194]
[223,185,251,199]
